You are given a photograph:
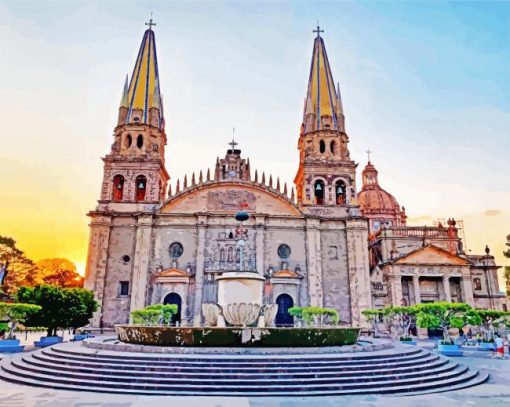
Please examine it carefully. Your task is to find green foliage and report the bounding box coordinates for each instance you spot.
[414,302,476,343]
[16,285,98,336]
[0,236,35,295]
[383,305,417,339]
[361,309,384,318]
[131,304,178,326]
[0,302,41,339]
[288,306,339,326]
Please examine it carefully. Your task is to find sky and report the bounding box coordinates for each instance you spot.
[0,1,509,283]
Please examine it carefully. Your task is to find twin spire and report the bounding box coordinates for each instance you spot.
[119,23,164,130]
[117,22,343,135]
[303,26,344,134]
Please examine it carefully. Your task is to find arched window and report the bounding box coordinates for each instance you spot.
[330,140,336,155]
[319,140,326,154]
[227,247,234,262]
[473,278,482,291]
[112,175,124,201]
[125,134,132,148]
[136,134,144,149]
[335,180,346,205]
[163,292,182,325]
[314,179,324,205]
[135,175,147,201]
[220,248,225,263]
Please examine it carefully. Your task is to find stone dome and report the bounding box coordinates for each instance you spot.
[357,161,406,219]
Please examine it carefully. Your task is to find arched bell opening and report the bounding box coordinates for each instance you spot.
[112,175,125,201]
[314,180,325,205]
[135,175,147,201]
[335,180,346,205]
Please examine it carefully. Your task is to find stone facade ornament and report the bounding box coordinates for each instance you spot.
[222,303,261,326]
[202,303,221,326]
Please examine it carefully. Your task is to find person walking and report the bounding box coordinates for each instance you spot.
[494,334,504,359]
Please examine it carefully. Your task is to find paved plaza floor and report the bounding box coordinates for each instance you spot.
[0,343,509,407]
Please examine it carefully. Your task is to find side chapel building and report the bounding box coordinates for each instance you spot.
[84,24,506,329]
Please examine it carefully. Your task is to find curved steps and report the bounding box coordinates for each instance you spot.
[0,343,489,396]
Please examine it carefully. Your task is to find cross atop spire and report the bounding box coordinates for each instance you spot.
[313,21,324,37]
[145,13,156,31]
[229,138,238,152]
[366,149,372,162]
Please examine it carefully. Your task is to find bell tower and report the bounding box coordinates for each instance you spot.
[294,26,357,211]
[98,20,169,212]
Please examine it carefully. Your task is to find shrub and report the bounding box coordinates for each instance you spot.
[362,309,385,337]
[383,306,417,340]
[288,306,339,326]
[0,302,41,339]
[16,285,98,336]
[131,304,178,326]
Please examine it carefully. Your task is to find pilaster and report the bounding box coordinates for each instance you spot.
[305,218,323,307]
[255,216,266,276]
[345,218,372,326]
[443,276,452,302]
[192,215,208,326]
[412,275,421,305]
[129,214,154,317]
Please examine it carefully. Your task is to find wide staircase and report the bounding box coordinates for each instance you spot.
[0,343,488,396]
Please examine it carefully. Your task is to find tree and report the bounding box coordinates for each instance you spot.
[288,306,340,326]
[36,258,84,288]
[384,306,417,340]
[131,304,178,326]
[16,285,98,336]
[477,310,510,342]
[504,234,510,259]
[361,309,385,337]
[0,236,36,295]
[415,302,481,344]
[0,302,41,339]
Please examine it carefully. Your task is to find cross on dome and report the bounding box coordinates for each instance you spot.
[366,149,372,162]
[313,21,324,37]
[145,14,156,30]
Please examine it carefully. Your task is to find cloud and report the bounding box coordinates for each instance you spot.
[484,209,502,217]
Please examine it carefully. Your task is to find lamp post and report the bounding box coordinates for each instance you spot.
[484,245,494,310]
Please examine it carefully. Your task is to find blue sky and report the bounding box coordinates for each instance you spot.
[0,1,508,270]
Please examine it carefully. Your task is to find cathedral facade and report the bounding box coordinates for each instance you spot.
[84,26,372,328]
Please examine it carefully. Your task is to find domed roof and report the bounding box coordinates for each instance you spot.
[357,161,402,215]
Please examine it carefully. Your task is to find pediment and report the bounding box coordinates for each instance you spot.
[272,269,301,278]
[394,245,469,266]
[154,268,190,277]
[159,181,302,217]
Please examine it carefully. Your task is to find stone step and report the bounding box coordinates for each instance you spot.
[12,357,462,384]
[32,351,441,372]
[53,344,422,362]
[0,361,488,396]
[20,353,451,379]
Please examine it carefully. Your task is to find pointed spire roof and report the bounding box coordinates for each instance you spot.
[123,24,163,128]
[303,26,342,133]
[120,74,129,108]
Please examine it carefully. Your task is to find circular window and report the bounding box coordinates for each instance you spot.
[122,255,131,263]
[277,244,291,259]
[169,242,184,259]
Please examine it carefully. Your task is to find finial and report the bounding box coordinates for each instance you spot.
[191,172,196,186]
[254,169,258,183]
[183,175,188,189]
[229,128,238,153]
[176,179,180,193]
[313,20,324,37]
[283,182,288,195]
[261,172,266,185]
[199,170,203,183]
[168,184,172,197]
[276,177,281,192]
[366,149,372,163]
[145,13,156,31]
[291,187,295,202]
[269,175,273,188]
[206,168,211,181]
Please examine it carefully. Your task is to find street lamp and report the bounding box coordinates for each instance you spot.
[484,245,494,310]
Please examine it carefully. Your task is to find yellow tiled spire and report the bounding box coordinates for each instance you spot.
[122,21,163,129]
[303,26,343,133]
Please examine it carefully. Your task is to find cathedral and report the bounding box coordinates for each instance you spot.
[84,23,506,330]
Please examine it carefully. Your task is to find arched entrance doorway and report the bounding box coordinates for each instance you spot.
[163,292,182,325]
[275,294,294,327]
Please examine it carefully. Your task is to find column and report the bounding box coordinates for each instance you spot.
[413,275,421,305]
[255,216,266,276]
[461,268,475,306]
[84,215,112,328]
[129,215,153,317]
[193,215,207,326]
[345,219,372,327]
[305,218,323,307]
[391,274,403,306]
[443,276,452,302]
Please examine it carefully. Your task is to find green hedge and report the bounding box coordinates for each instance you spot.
[116,326,360,347]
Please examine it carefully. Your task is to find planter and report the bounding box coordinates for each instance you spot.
[71,334,95,342]
[400,340,417,345]
[438,343,463,357]
[34,336,63,348]
[478,342,496,351]
[0,339,24,353]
